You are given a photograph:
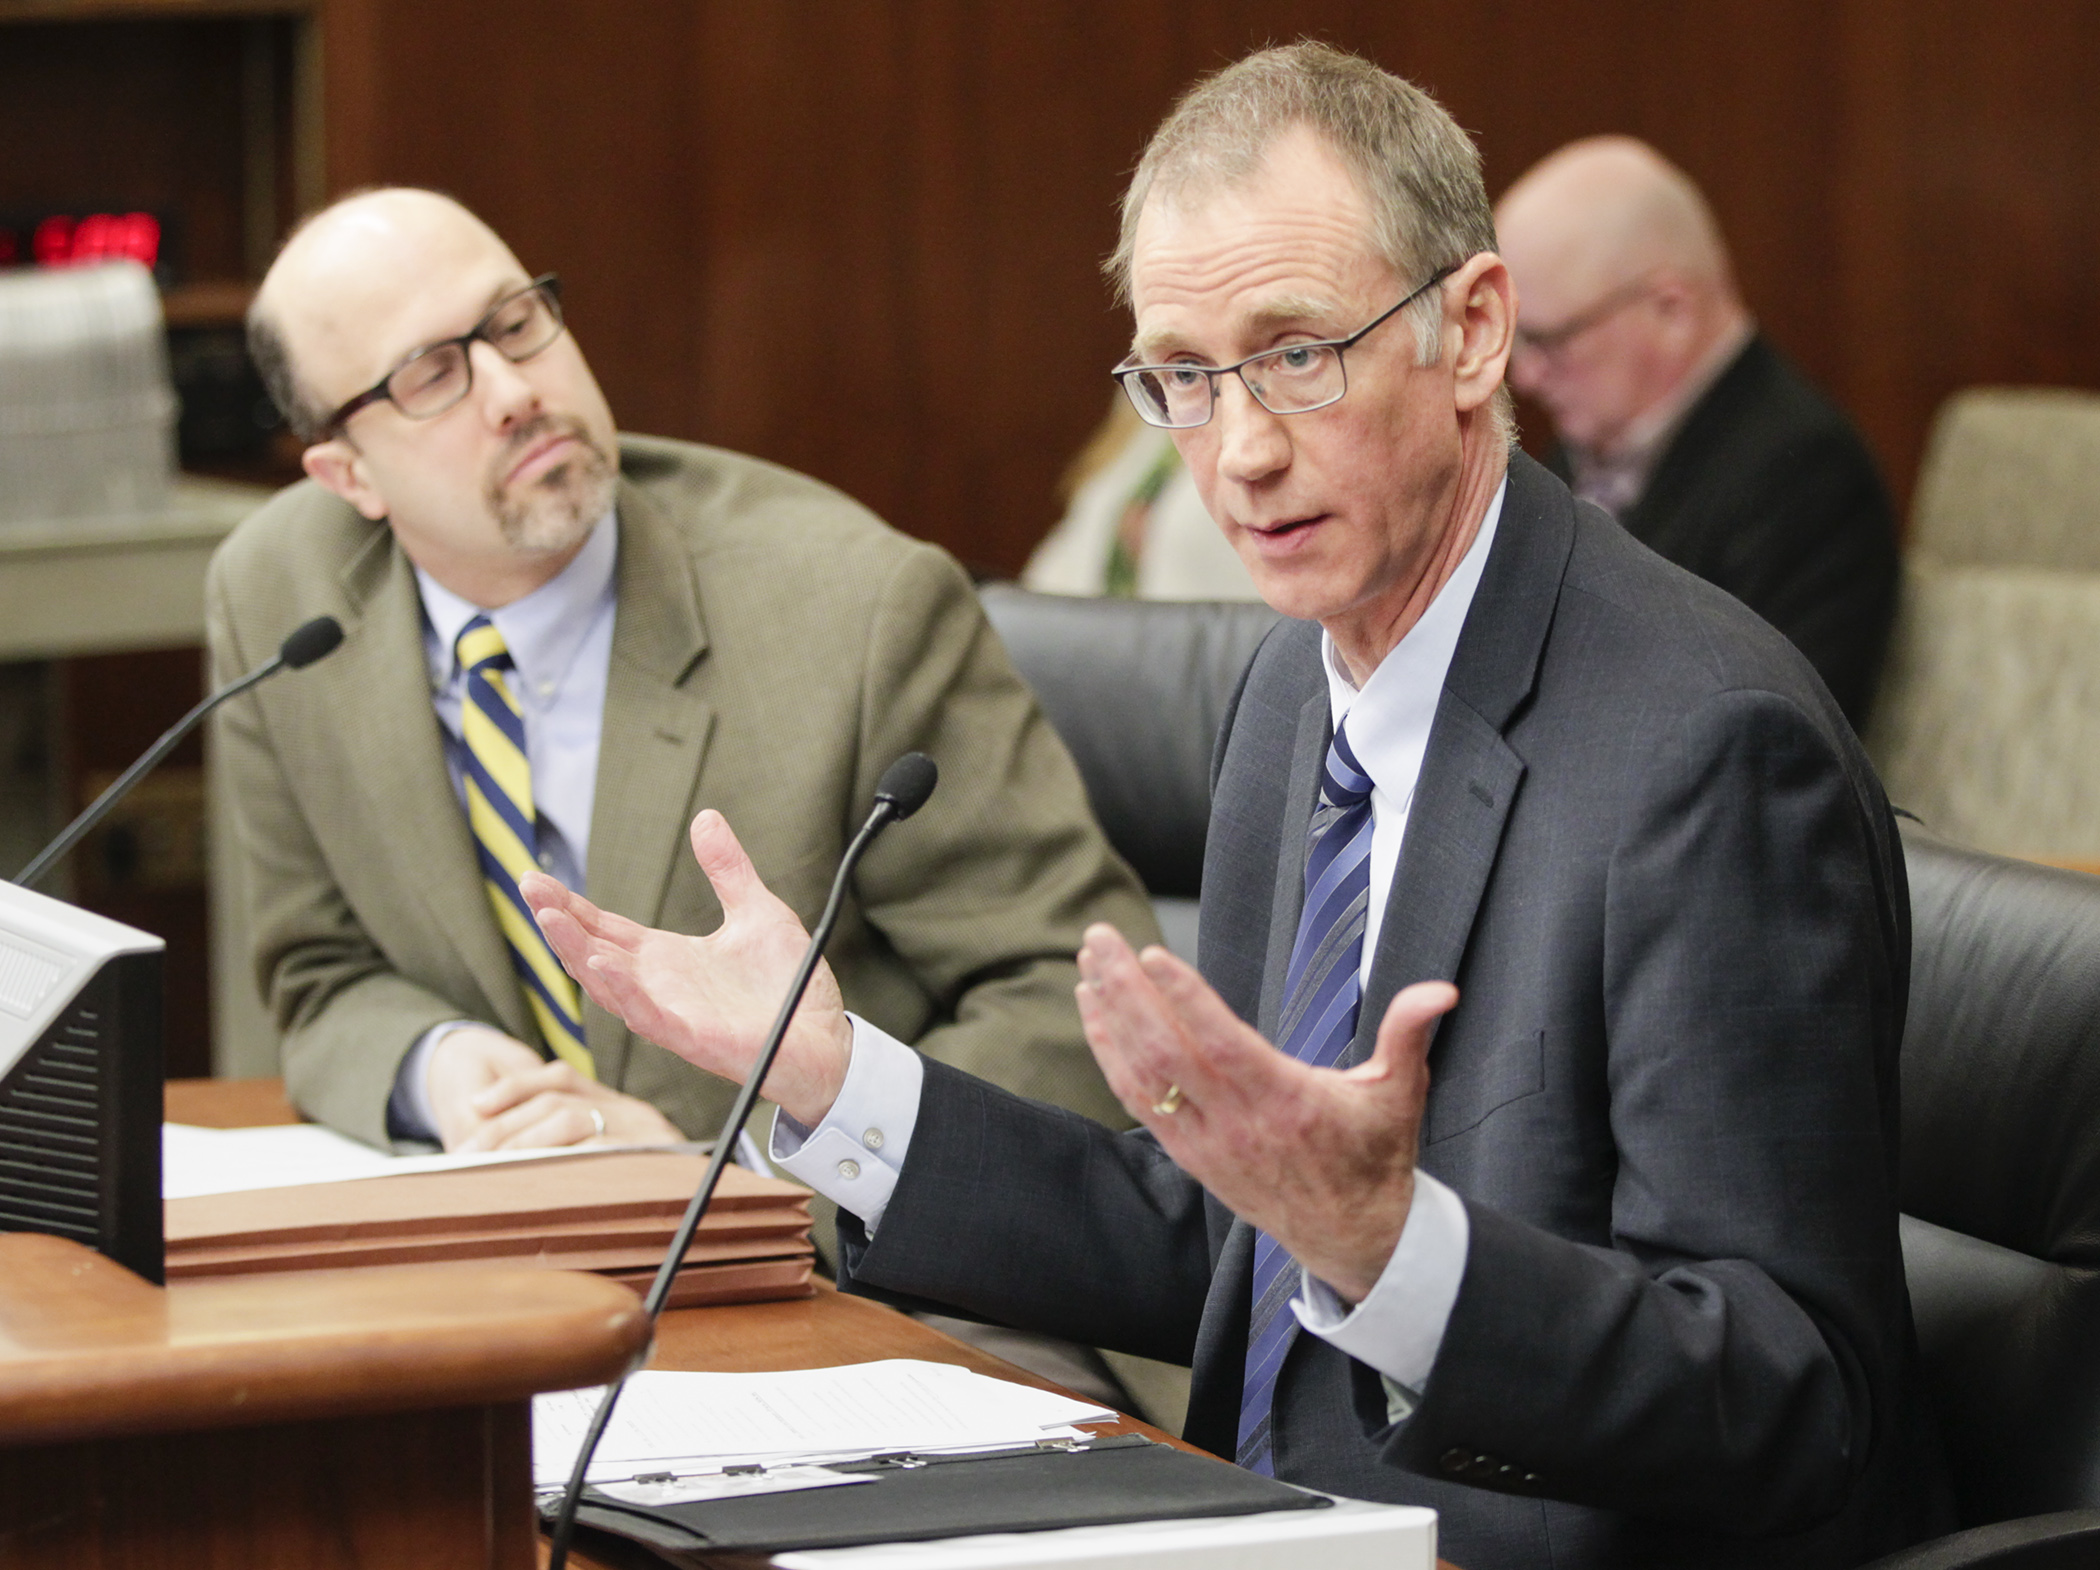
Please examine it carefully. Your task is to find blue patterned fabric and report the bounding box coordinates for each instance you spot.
[1237,719,1373,1473]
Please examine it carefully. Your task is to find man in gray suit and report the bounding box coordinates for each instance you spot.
[209,187,1153,1155]
[529,45,1944,1569]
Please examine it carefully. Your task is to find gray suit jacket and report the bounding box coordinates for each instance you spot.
[840,454,1946,1568]
[206,434,1155,1146]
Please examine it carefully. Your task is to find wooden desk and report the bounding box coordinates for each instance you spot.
[164,1078,1175,1430]
[165,1081,1454,1570]
[0,1232,647,1567]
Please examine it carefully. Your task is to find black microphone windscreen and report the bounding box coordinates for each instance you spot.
[279,615,345,670]
[873,752,938,820]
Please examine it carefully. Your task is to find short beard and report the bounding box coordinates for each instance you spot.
[485,414,617,552]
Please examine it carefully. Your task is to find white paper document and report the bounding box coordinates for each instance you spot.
[161,1120,654,1199]
[531,1360,1117,1487]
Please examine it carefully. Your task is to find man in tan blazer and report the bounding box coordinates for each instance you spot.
[207,187,1154,1155]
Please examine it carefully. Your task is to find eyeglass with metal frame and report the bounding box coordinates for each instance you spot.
[323,273,568,434]
[1111,260,1463,430]
[1510,275,1656,358]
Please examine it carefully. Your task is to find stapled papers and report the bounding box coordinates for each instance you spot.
[532,1359,1117,1490]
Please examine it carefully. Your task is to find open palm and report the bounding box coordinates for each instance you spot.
[522,809,855,1124]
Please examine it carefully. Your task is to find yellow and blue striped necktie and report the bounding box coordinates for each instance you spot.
[453,615,595,1079]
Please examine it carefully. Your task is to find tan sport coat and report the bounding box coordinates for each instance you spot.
[205,434,1155,1148]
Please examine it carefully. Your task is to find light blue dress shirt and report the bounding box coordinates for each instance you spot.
[385,512,619,1140]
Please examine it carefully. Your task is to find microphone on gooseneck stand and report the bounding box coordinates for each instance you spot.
[543,750,940,1570]
[15,615,346,890]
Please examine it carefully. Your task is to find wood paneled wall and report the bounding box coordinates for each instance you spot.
[320,1,2100,573]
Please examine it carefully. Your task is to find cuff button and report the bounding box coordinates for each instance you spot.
[862,1128,885,1151]
[836,1158,861,1180]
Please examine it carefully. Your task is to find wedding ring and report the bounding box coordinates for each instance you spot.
[586,1105,607,1140]
[1151,1083,1184,1116]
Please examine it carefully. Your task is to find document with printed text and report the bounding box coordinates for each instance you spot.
[531,1359,1116,1487]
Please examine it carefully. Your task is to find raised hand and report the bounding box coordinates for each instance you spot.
[1075,922,1455,1303]
[521,809,855,1126]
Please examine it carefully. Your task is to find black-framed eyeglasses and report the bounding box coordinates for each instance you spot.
[1510,276,1654,357]
[1111,260,1464,430]
[323,273,567,434]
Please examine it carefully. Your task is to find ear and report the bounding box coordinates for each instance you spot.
[301,438,390,521]
[1449,252,1516,418]
[1644,269,1696,319]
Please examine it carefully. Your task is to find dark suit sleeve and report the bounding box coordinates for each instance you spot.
[1385,688,1907,1537]
[1708,429,1898,730]
[837,1058,1216,1365]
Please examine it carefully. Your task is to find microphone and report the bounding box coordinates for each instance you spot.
[544,751,940,1569]
[16,615,346,890]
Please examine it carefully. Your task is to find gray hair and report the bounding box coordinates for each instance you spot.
[245,185,402,444]
[1111,42,1510,436]
[247,296,330,443]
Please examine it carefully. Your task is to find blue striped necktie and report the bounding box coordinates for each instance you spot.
[1237,718,1374,1475]
[454,615,596,1079]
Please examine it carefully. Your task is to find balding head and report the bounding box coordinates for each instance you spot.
[1497,137,1735,314]
[1494,138,1750,454]
[251,189,524,441]
[248,187,620,608]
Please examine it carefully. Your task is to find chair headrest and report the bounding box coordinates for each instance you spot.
[980,587,1282,897]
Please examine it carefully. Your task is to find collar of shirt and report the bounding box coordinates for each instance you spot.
[415,509,619,700]
[1566,317,1755,516]
[1320,477,1505,977]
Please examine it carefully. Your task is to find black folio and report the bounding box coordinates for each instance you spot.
[549,1434,1327,1561]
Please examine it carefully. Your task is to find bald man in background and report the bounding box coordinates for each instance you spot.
[1497,137,1898,729]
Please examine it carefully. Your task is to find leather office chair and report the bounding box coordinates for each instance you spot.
[1864,823,2100,1567]
[979,585,1281,959]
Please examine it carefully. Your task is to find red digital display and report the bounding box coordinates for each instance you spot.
[21,211,163,270]
[0,212,164,274]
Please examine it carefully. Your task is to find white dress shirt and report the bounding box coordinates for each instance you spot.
[776,481,1507,1417]
[386,511,619,1140]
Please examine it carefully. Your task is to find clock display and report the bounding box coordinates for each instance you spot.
[0,210,164,273]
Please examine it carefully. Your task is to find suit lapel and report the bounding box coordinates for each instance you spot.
[1187,1216,1258,1457]
[330,529,533,1040]
[584,481,716,1078]
[1349,454,1573,1065]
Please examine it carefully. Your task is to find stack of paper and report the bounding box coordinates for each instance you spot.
[532,1360,1118,1487]
[162,1120,586,1198]
[163,1138,815,1309]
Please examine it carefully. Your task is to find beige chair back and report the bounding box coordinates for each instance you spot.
[1869,387,2100,863]
[1911,388,2100,570]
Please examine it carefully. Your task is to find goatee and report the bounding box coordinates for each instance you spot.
[486,414,617,552]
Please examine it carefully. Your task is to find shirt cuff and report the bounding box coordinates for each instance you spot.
[385,1021,475,1144]
[769,1014,923,1233]
[1291,1169,1470,1419]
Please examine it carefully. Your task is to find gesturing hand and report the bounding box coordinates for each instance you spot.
[521,809,855,1126]
[1075,923,1456,1303]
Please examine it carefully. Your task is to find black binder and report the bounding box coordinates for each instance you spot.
[548,1433,1328,1563]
